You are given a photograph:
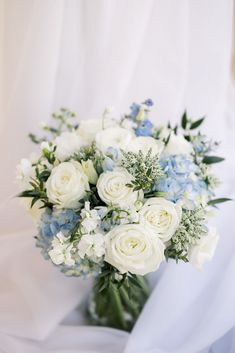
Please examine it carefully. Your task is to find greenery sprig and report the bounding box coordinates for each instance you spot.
[121,149,164,192]
[29,108,77,144]
[165,208,207,262]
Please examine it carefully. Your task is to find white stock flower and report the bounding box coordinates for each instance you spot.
[81,202,100,233]
[95,127,134,152]
[188,227,219,270]
[46,161,89,209]
[105,224,165,275]
[128,136,164,156]
[77,233,105,262]
[16,158,35,188]
[77,119,103,143]
[164,133,193,156]
[97,168,141,207]
[49,232,75,266]
[81,159,98,184]
[139,197,182,242]
[55,131,85,161]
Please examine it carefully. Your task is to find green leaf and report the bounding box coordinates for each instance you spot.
[181,111,188,129]
[164,133,171,146]
[208,198,232,206]
[190,117,205,130]
[202,156,225,164]
[38,170,51,182]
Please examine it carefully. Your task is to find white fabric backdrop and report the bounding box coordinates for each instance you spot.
[0,0,235,352]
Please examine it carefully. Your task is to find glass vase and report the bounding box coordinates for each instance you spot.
[88,270,150,332]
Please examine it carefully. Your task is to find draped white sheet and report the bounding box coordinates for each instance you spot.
[0,0,235,352]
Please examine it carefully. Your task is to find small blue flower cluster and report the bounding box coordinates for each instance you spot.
[156,155,210,207]
[129,100,154,137]
[36,209,80,255]
[36,209,99,277]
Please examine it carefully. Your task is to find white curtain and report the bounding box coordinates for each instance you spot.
[0,1,235,352]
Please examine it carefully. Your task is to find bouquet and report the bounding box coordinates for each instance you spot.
[16,100,229,331]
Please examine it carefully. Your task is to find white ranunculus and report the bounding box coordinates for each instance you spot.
[46,161,89,209]
[77,119,103,143]
[55,131,85,161]
[164,132,193,156]
[128,136,164,156]
[105,224,165,275]
[20,198,44,222]
[81,159,98,185]
[95,127,134,152]
[16,158,35,188]
[139,197,182,242]
[77,233,105,262]
[97,168,141,207]
[189,227,219,270]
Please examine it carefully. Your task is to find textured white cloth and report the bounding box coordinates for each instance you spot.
[0,0,235,352]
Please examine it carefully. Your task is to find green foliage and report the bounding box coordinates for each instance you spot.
[208,198,232,206]
[181,111,205,130]
[29,108,77,144]
[121,149,164,192]
[202,156,225,164]
[181,111,188,129]
[17,166,52,208]
[190,117,205,130]
[165,208,207,262]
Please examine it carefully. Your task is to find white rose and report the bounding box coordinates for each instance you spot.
[95,127,134,152]
[105,224,165,275]
[77,119,103,143]
[81,159,98,184]
[97,168,141,207]
[77,233,105,262]
[139,197,182,242]
[188,227,219,270]
[128,136,164,156]
[164,133,193,155]
[46,161,89,209]
[55,131,85,161]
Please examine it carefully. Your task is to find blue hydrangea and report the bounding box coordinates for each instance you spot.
[135,119,154,136]
[156,155,211,208]
[39,208,80,238]
[36,209,100,277]
[36,209,80,255]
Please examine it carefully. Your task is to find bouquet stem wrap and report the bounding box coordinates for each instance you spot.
[88,271,150,331]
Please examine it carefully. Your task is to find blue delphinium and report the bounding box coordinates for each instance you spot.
[156,154,211,208]
[135,119,154,136]
[129,102,141,120]
[143,99,154,107]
